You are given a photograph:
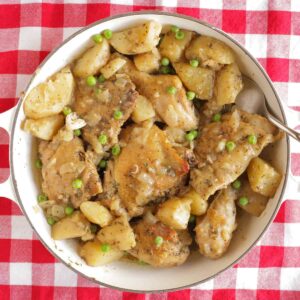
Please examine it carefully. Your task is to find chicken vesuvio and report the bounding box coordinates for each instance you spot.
[23,21,283,267]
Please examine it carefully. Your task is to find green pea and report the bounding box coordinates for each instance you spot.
[161,57,170,66]
[72,178,83,189]
[98,134,108,145]
[160,66,171,74]
[189,59,199,67]
[248,134,257,145]
[226,141,236,152]
[232,179,241,190]
[99,159,107,169]
[92,34,103,43]
[101,243,110,252]
[63,107,72,116]
[112,144,121,156]
[185,130,198,141]
[186,91,196,101]
[114,110,123,120]
[47,216,55,226]
[171,25,180,33]
[167,86,177,95]
[64,206,74,216]
[73,129,81,136]
[98,74,106,83]
[239,196,249,206]
[175,30,185,40]
[86,75,97,86]
[212,113,221,122]
[35,159,42,169]
[103,29,112,39]
[154,236,164,247]
[37,194,47,203]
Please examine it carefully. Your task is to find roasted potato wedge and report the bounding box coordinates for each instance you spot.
[109,21,162,55]
[100,57,127,79]
[159,29,193,62]
[24,67,74,119]
[156,197,191,230]
[134,48,161,73]
[51,211,90,240]
[215,63,243,105]
[173,62,215,100]
[185,35,235,66]
[182,188,208,216]
[80,201,113,227]
[23,115,64,140]
[73,39,110,78]
[80,240,124,266]
[131,95,155,123]
[247,157,282,197]
[97,216,136,251]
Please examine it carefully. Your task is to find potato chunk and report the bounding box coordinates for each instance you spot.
[156,197,191,230]
[51,211,90,240]
[215,63,243,105]
[159,29,193,62]
[247,157,282,197]
[80,201,113,227]
[97,216,136,251]
[24,67,74,119]
[73,39,110,77]
[131,95,155,123]
[109,21,162,55]
[134,48,161,73]
[100,57,127,79]
[183,188,208,216]
[23,115,64,140]
[80,240,124,266]
[173,62,215,100]
[185,35,235,66]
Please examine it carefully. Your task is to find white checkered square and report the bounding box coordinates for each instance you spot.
[191,278,214,290]
[200,0,223,9]
[290,35,300,59]
[18,27,41,51]
[280,268,300,291]
[63,27,82,41]
[288,82,300,107]
[236,268,258,289]
[110,0,134,4]
[246,0,268,11]
[156,0,178,7]
[245,34,267,58]
[291,0,300,12]
[11,215,33,240]
[284,223,300,246]
[10,263,32,285]
[54,263,78,287]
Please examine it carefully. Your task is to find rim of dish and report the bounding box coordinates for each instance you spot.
[10,10,290,293]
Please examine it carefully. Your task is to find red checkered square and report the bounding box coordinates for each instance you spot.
[289,59,300,82]
[41,28,64,52]
[0,285,10,300]
[176,7,200,18]
[274,201,285,223]
[235,246,260,267]
[32,286,54,300]
[17,51,41,74]
[32,264,55,286]
[0,5,20,28]
[0,239,10,262]
[281,291,300,299]
[257,290,280,300]
[266,58,289,82]
[212,289,236,299]
[111,4,133,15]
[190,290,213,300]
[167,290,190,300]
[222,10,246,33]
[11,201,22,216]
[235,289,257,299]
[268,11,291,34]
[0,29,19,52]
[32,240,55,263]
[0,145,9,168]
[267,34,290,58]
[149,293,169,300]
[246,11,268,34]
[0,216,11,239]
[291,12,300,35]
[284,200,300,223]
[282,247,300,267]
[85,3,110,25]
[257,58,267,69]
[42,3,64,28]
[0,128,9,145]
[0,263,10,284]
[10,286,31,300]
[133,5,157,11]
[0,98,17,114]
[77,275,99,287]
[213,268,237,289]
[257,268,281,289]
[0,52,18,74]
[77,287,100,300]
[10,240,32,262]
[53,287,76,299]
[64,4,87,27]
[199,9,223,29]
[20,3,42,27]
[124,291,146,300]
[259,246,284,267]
[291,153,300,176]
[223,0,246,10]
[0,198,12,216]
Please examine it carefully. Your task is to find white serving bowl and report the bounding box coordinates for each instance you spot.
[0,12,291,292]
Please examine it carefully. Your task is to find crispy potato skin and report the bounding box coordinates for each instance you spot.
[134,48,161,73]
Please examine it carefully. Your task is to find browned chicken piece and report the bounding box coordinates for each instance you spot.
[110,123,190,217]
[195,187,237,259]
[128,219,192,267]
[190,109,282,202]
[119,57,199,131]
[73,75,138,153]
[39,135,102,208]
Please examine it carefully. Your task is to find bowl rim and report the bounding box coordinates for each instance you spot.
[10,10,290,293]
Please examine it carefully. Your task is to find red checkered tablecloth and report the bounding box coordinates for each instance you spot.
[0,1,300,299]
